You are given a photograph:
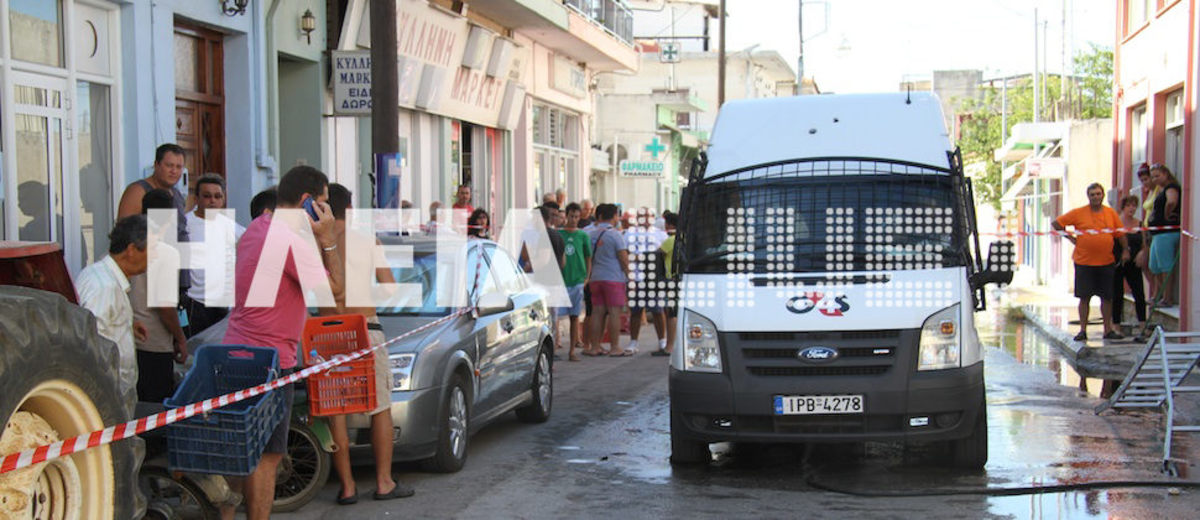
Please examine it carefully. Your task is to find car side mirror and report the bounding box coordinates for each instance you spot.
[473,292,514,318]
[971,240,1015,288]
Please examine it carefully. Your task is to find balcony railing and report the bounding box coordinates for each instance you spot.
[563,0,634,44]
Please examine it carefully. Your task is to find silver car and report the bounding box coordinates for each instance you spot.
[341,236,555,472]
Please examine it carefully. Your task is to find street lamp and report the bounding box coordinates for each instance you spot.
[301,9,317,44]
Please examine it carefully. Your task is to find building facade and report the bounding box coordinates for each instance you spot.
[333,0,637,227]
[1112,0,1197,327]
[0,0,277,276]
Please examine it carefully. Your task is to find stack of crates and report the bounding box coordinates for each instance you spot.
[165,345,286,475]
[301,315,378,416]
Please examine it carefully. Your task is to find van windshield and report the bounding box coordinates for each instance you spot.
[681,173,971,274]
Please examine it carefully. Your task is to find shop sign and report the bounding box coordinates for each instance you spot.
[619,160,665,178]
[1025,157,1065,178]
[551,55,587,98]
[332,50,372,116]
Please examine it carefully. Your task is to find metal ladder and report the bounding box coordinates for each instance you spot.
[1096,327,1200,476]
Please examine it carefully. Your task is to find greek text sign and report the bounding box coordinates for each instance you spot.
[332,50,372,116]
[619,160,665,178]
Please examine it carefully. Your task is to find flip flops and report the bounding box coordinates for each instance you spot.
[374,481,415,500]
[609,349,636,357]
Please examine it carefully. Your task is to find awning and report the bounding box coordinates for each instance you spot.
[993,122,1069,162]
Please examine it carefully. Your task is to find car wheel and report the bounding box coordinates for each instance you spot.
[0,287,142,519]
[423,376,470,473]
[271,423,331,512]
[515,346,552,423]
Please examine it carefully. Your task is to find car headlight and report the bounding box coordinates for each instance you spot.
[918,303,960,371]
[389,353,416,391]
[682,310,722,373]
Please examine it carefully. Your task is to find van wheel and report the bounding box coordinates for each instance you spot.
[423,376,470,473]
[949,405,988,469]
[0,287,142,519]
[669,408,710,465]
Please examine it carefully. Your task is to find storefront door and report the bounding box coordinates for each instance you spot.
[174,23,225,184]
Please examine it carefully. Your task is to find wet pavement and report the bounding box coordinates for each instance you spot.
[275,300,1200,519]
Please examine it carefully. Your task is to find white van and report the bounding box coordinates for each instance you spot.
[669,93,1013,468]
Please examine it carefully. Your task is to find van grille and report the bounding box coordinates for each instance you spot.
[743,347,894,359]
[748,365,890,377]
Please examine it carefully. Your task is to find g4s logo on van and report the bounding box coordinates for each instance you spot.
[785,292,851,317]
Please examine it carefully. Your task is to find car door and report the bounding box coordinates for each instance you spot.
[466,244,509,415]
[483,244,542,404]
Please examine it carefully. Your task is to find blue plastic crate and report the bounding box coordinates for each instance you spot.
[165,345,286,475]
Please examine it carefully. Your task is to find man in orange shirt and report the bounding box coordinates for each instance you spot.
[1052,183,1131,341]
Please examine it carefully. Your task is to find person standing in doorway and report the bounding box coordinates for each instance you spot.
[182,174,244,337]
[1113,195,1147,328]
[1146,164,1182,307]
[1052,183,1130,341]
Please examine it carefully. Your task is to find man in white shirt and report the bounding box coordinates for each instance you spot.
[182,174,245,337]
[76,215,149,396]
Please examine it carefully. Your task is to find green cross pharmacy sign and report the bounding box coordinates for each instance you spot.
[620,137,667,178]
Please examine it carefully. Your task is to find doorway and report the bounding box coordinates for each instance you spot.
[174,22,225,191]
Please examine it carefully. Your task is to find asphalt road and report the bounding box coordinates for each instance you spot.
[275,317,1199,520]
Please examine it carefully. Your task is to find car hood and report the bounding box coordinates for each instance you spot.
[376,314,460,354]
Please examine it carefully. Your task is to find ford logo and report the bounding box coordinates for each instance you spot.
[798,346,839,363]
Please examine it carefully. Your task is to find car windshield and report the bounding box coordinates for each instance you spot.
[681,170,971,274]
[376,250,456,316]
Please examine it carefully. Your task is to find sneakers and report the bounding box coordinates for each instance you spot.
[626,340,639,352]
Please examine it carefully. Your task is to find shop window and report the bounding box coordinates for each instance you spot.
[9,0,64,67]
[1164,90,1184,179]
[676,111,692,130]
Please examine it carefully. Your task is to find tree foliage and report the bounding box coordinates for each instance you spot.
[959,44,1114,209]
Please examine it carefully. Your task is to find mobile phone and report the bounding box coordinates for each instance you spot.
[302,198,319,220]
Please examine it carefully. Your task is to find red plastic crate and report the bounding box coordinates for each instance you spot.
[301,315,378,417]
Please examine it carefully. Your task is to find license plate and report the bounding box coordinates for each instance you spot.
[774,395,864,415]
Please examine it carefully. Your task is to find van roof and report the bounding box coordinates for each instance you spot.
[704,92,953,179]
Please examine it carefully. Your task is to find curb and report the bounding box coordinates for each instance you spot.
[1018,305,1140,379]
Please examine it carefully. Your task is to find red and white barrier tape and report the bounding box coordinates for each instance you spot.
[0,307,472,475]
[981,225,1196,239]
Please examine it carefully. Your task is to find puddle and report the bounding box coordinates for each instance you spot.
[976,309,1118,398]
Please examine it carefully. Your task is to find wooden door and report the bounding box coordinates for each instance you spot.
[174,23,225,192]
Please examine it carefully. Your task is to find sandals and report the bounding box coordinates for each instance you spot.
[374,481,415,500]
[336,491,358,506]
[609,349,636,357]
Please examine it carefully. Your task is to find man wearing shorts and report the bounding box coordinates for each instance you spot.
[1052,183,1130,341]
[559,203,592,361]
[223,166,345,519]
[586,203,632,356]
[322,184,414,504]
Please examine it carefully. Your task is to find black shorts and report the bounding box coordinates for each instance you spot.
[1074,264,1115,300]
[136,350,177,404]
[264,370,294,454]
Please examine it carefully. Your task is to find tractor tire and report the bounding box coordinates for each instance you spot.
[0,286,144,519]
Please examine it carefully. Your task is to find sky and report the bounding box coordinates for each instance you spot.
[721,0,1116,93]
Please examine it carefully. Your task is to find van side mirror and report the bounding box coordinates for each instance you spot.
[971,240,1015,288]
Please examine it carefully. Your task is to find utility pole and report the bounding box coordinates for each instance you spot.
[718,0,726,107]
[371,0,399,201]
[797,0,804,92]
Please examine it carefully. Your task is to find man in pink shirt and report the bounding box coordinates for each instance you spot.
[222,165,344,520]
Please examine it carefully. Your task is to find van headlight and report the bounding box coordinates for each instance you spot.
[389,353,416,391]
[918,304,960,371]
[682,310,722,373]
